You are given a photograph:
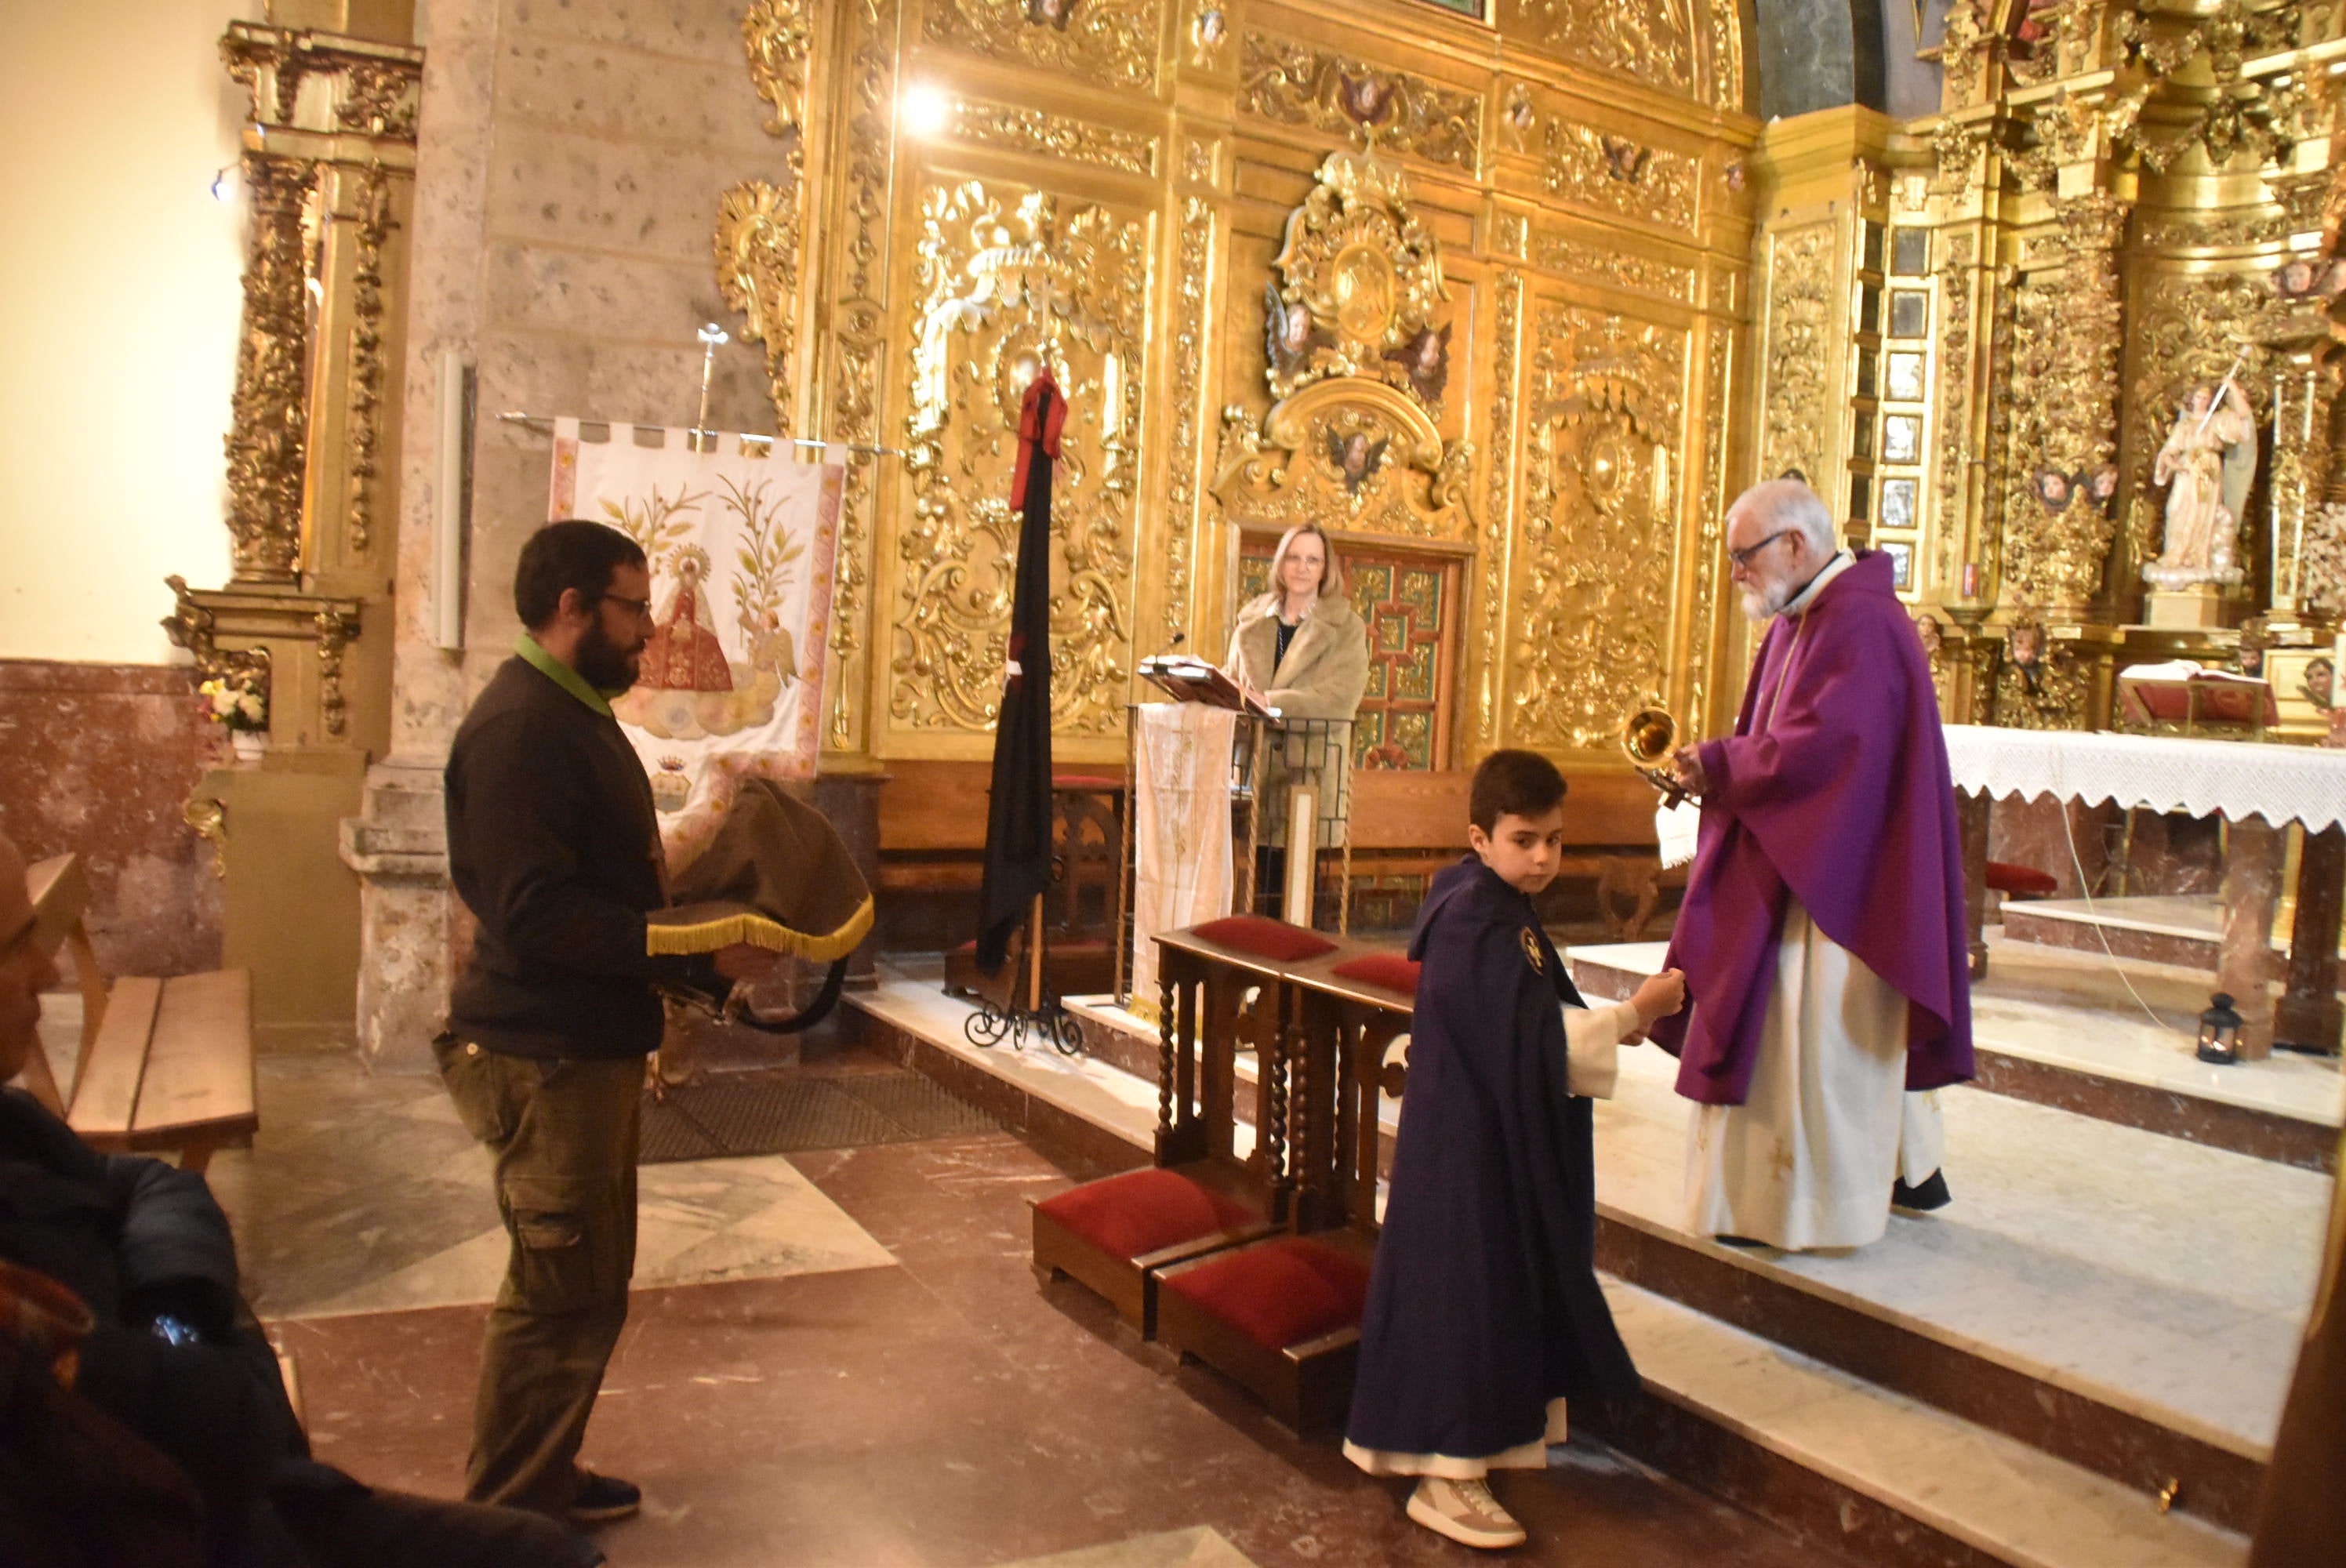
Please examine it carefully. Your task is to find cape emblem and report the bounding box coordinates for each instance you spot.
[1520,927,1545,973]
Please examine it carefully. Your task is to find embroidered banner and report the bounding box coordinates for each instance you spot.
[1129,702,1240,1017]
[550,421,844,862]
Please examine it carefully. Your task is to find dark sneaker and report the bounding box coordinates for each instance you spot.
[568,1472,642,1523]
[1893,1170,1953,1212]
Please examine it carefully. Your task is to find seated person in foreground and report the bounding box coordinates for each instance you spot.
[1343,751,1686,1551]
[0,830,600,1568]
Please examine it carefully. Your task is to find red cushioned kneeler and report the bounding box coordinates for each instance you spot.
[1030,1165,1272,1335]
[1188,915,1338,962]
[1153,1232,1375,1434]
[1985,860,2058,898]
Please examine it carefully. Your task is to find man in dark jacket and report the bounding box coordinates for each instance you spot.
[440,519,778,1522]
[0,830,597,1567]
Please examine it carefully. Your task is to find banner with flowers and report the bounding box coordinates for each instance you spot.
[549,421,844,865]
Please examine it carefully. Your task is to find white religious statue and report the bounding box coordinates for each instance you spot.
[2142,382,2256,589]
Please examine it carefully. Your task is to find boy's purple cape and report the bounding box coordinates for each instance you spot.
[1648,551,1974,1106]
[1346,856,1638,1464]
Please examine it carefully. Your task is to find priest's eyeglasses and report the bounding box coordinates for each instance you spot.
[601,593,655,622]
[1727,529,1795,570]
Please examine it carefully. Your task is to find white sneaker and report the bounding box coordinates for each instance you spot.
[1406,1475,1527,1550]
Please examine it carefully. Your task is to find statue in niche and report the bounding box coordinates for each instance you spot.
[1264,285,1328,382]
[2143,383,2256,589]
[1383,323,1451,405]
[1025,0,1076,30]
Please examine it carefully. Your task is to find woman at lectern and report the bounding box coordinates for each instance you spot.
[1223,523,1370,918]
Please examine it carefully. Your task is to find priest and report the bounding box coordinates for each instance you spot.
[1651,479,1972,1251]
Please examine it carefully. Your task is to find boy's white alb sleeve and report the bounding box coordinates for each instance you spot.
[1560,1000,1640,1098]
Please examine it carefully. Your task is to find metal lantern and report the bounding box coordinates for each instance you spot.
[2197,993,2244,1065]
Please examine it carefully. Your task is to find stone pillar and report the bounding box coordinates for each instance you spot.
[2277,826,2345,1056]
[339,758,452,1073]
[2217,818,2287,1061]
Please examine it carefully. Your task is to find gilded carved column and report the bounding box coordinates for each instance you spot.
[2260,314,2344,638]
[2033,189,2128,617]
[225,152,318,586]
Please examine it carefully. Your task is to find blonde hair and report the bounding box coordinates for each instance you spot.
[1266,523,1344,601]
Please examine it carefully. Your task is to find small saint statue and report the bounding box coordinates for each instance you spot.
[2142,382,2255,590]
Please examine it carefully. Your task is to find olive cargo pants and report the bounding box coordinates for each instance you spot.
[434,1036,641,1517]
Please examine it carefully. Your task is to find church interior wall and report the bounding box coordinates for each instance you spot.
[0,0,259,978]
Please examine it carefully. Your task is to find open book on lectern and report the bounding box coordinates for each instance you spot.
[1137,655,1281,721]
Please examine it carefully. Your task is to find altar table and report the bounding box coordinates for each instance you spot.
[1942,726,2346,1057]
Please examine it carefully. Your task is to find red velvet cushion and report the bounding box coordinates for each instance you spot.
[1331,953,1422,997]
[1188,915,1338,962]
[1985,861,2058,897]
[1052,774,1127,791]
[1160,1236,1371,1352]
[1035,1168,1258,1261]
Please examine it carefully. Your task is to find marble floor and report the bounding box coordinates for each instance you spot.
[18,990,1857,1568]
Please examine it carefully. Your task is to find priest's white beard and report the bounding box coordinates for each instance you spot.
[1740,580,1790,622]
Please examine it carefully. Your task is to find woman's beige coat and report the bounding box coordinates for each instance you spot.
[1223,591,1371,848]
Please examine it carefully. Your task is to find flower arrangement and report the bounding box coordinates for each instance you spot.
[199,671,268,735]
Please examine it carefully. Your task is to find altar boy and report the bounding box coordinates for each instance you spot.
[1343,750,1685,1550]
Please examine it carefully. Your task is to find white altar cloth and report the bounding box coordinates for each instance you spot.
[1941,725,2346,833]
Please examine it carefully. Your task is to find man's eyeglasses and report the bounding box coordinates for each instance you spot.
[1727,529,1795,570]
[601,593,654,621]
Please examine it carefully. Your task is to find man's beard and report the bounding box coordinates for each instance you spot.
[1739,580,1790,622]
[576,619,643,691]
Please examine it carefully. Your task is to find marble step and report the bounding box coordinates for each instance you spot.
[1062,984,2312,1531]
[2000,895,2344,982]
[1570,936,2343,1174]
[846,969,2277,1562]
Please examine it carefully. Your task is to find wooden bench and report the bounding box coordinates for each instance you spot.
[1349,769,1685,940]
[19,854,257,1174]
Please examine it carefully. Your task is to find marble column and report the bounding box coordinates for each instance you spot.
[2277,826,2344,1056]
[2217,818,2286,1060]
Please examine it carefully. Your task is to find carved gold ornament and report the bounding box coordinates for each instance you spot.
[1542,122,1698,233]
[1509,307,1684,753]
[1266,152,1452,409]
[895,183,1145,736]
[1502,0,1694,98]
[344,162,392,556]
[717,180,804,441]
[743,0,815,138]
[223,154,318,585]
[942,100,1155,176]
[1758,223,1833,488]
[1213,379,1469,543]
[1532,229,1695,302]
[1160,196,1214,645]
[1238,34,1480,173]
[924,0,1162,93]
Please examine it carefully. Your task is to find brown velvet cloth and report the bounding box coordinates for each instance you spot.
[645,780,873,960]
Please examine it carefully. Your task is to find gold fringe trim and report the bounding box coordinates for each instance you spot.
[645,895,874,962]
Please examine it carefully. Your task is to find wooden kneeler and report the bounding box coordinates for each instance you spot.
[1030,916,1335,1334]
[1152,942,1415,1432]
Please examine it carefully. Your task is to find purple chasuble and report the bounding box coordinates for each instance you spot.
[1647,551,1974,1106]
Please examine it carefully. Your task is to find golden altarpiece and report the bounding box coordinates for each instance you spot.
[1746,1,2346,738]
[715,0,1760,773]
